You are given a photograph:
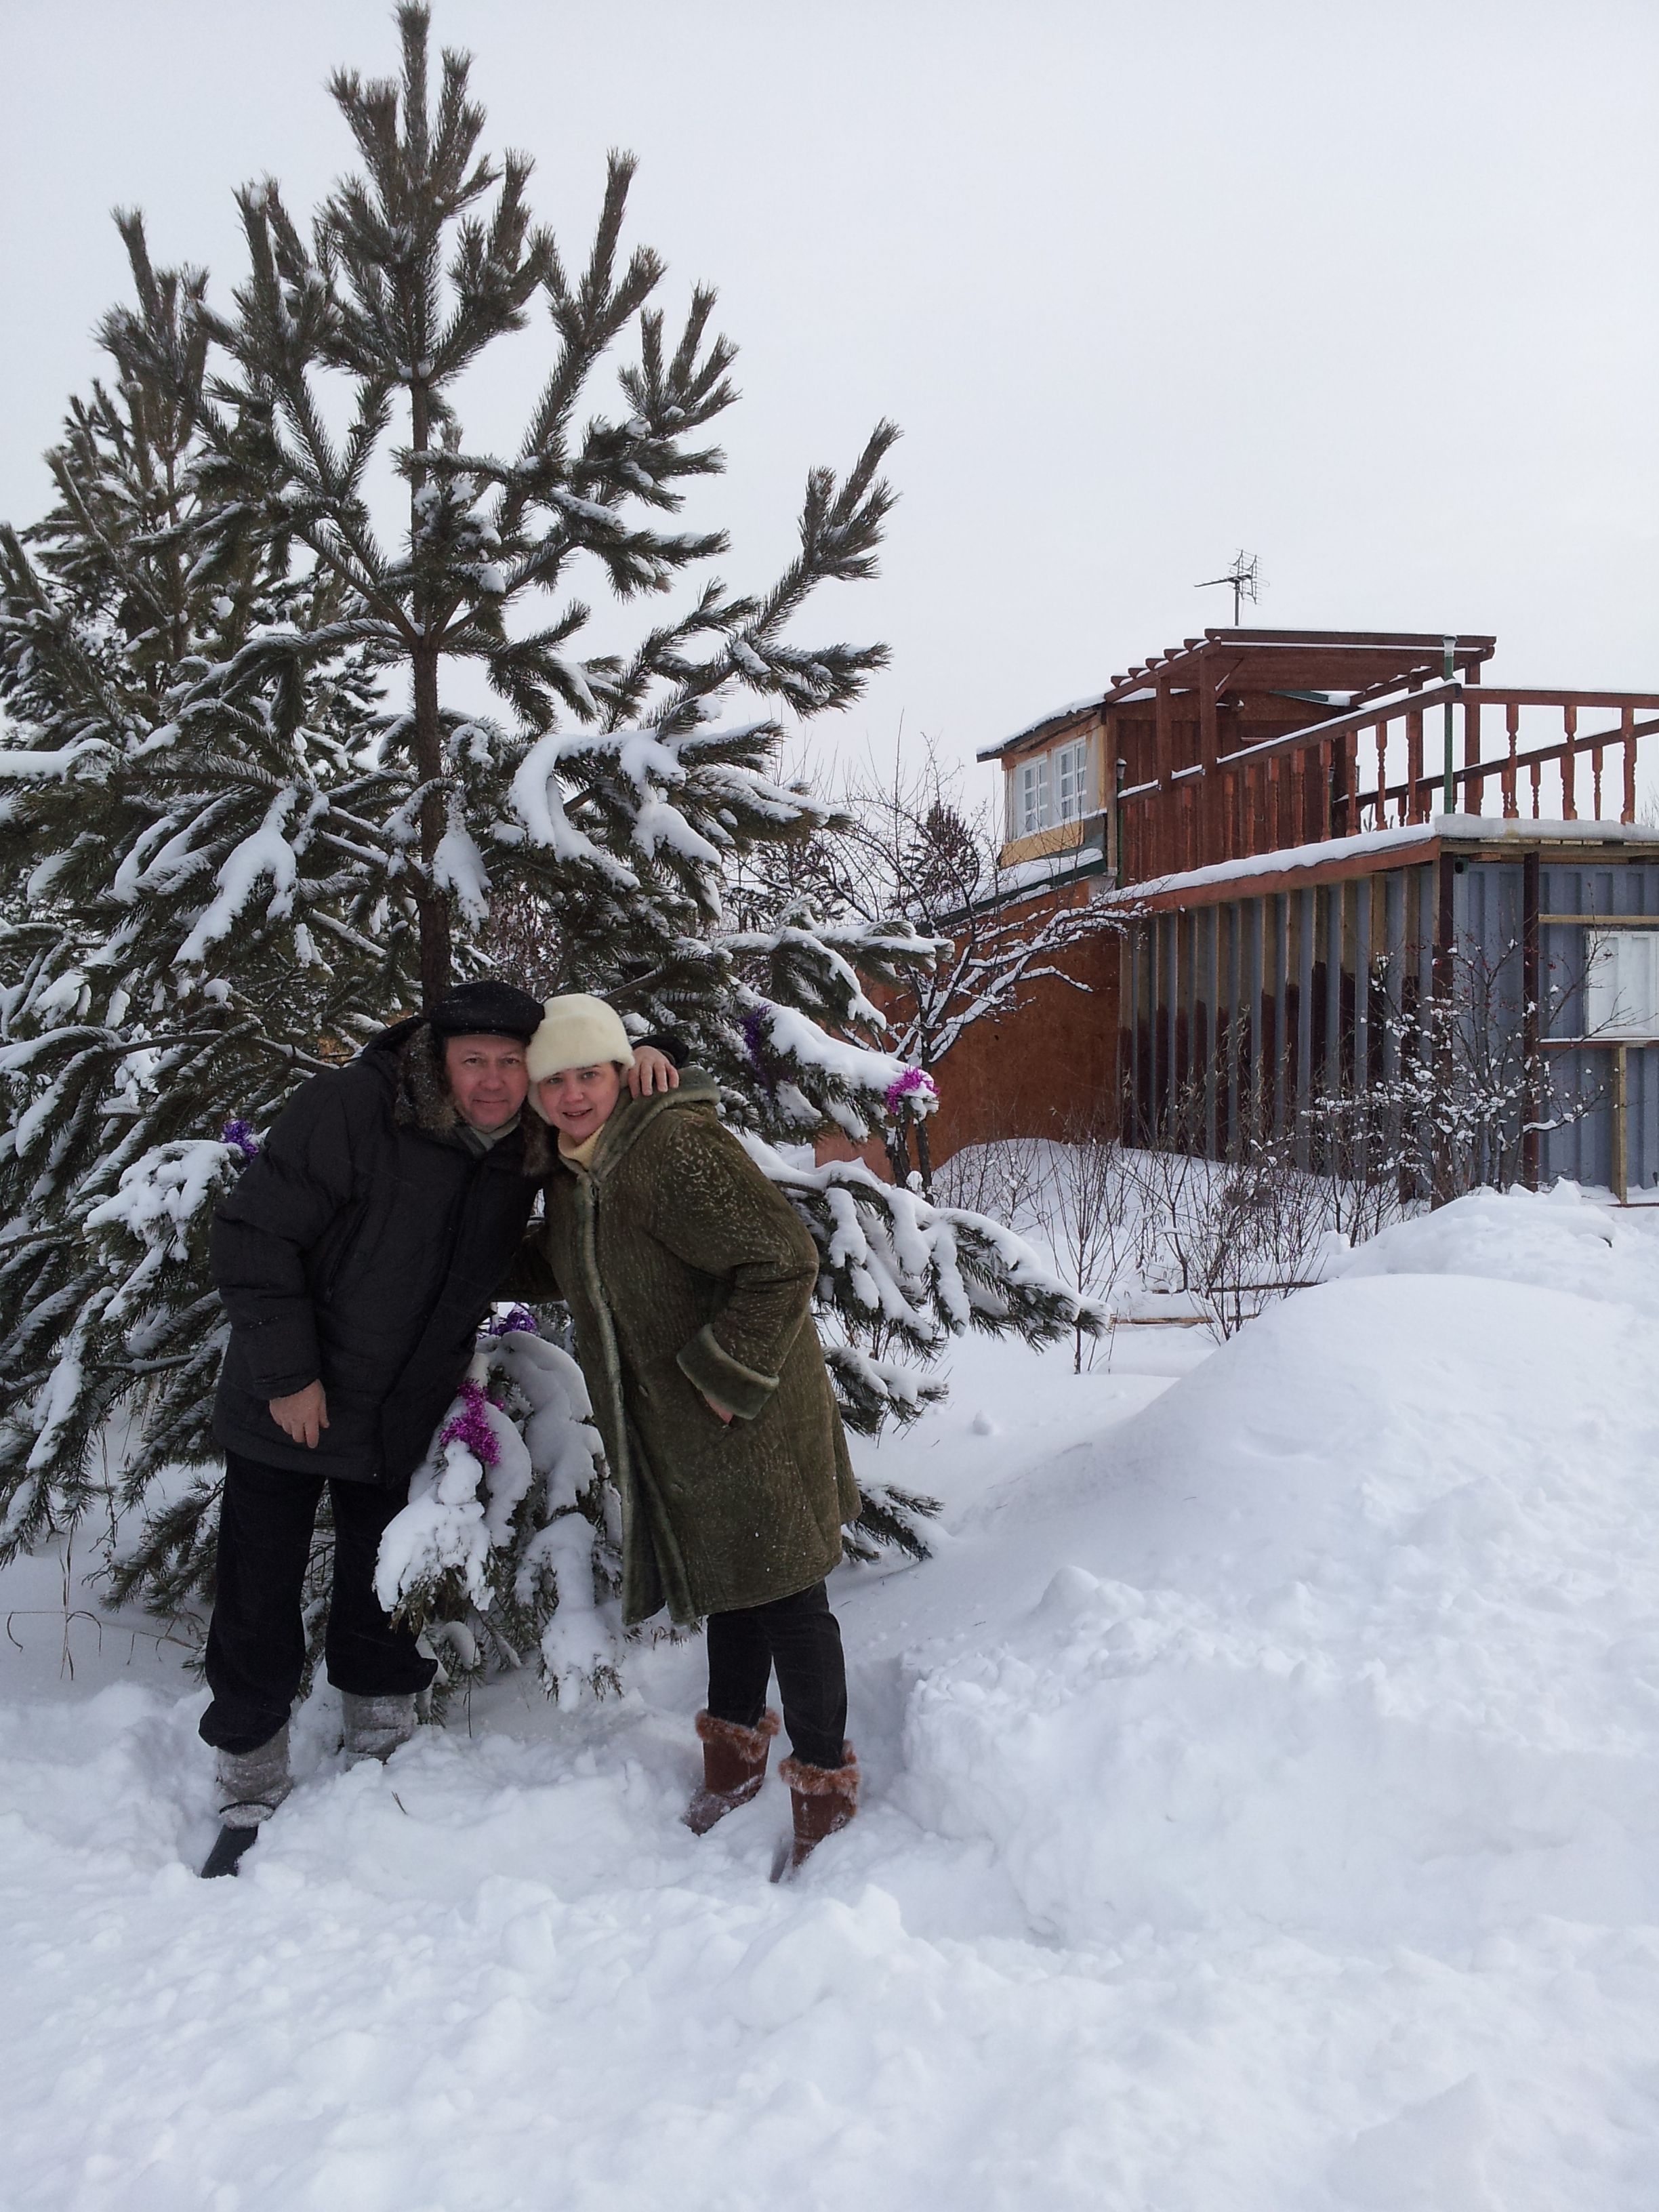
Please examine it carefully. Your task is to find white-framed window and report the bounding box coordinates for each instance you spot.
[1585,928,1659,1038]
[1017,754,1050,836]
[1012,739,1093,838]
[1054,737,1090,823]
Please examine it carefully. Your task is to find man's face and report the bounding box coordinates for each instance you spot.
[535,1062,624,1145]
[444,1034,529,1131]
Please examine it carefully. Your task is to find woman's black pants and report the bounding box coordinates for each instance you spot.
[199,1452,436,1756]
[705,1580,848,1770]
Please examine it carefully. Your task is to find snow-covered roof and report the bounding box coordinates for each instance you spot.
[1114,815,1659,905]
[995,844,1111,897]
[976,694,1106,764]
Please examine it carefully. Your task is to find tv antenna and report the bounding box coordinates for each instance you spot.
[1195,551,1262,626]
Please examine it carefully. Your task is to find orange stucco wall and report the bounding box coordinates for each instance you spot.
[816,889,1122,1179]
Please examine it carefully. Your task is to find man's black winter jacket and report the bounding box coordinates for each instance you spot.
[209,1019,682,1486]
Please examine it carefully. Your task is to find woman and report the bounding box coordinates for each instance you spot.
[516,994,860,1871]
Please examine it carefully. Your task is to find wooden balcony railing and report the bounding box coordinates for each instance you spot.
[1115,684,1659,885]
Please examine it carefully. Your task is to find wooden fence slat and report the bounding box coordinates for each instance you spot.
[1504,703,1519,819]
[1463,696,1483,815]
[1624,707,1638,824]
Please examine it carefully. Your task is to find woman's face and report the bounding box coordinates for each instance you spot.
[537,1061,624,1143]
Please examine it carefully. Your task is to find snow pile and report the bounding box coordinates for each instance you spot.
[5,1187,1659,2207]
[1334,1174,1659,1314]
[901,1254,1659,1950]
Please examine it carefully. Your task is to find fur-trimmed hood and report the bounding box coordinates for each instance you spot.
[367,1016,553,1177]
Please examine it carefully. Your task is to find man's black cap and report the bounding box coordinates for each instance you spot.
[425,978,544,1044]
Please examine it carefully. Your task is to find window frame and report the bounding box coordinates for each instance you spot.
[1584,927,1659,1040]
[1054,736,1090,823]
[1017,754,1050,836]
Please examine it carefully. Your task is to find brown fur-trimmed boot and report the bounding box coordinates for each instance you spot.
[684,1708,781,1835]
[775,1744,859,1877]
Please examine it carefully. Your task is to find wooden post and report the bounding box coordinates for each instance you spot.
[1154,676,1174,876]
[1406,708,1424,823]
[1463,695,1482,815]
[1199,674,1220,865]
[1561,703,1578,819]
[1503,704,1520,819]
[1623,707,1638,824]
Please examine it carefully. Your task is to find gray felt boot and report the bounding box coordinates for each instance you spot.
[341,1691,417,1762]
[201,1723,292,1877]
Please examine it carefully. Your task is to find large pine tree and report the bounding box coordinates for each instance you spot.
[0,5,1096,1677]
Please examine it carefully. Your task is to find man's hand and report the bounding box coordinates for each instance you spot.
[270,1381,329,1449]
[628,1045,681,1098]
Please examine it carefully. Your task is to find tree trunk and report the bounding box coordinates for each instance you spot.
[884,1113,912,1187]
[409,379,451,1006]
[413,640,451,1006]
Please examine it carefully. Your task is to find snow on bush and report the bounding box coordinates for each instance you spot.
[375,1320,613,1704]
[82,1140,243,1322]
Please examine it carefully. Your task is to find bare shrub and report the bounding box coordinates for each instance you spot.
[933,1136,1050,1227]
[1025,1109,1134,1370]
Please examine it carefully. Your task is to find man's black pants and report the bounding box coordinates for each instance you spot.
[199,1452,436,1756]
[705,1580,848,1770]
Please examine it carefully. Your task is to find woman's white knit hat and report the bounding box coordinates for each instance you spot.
[525,994,636,1085]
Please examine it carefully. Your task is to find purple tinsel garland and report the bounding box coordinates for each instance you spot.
[438,1379,500,1469]
[485,1306,539,1338]
[741,1006,779,1099]
[222,1118,260,1162]
[884,1067,939,1119]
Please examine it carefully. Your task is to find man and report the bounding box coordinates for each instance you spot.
[198,979,680,1877]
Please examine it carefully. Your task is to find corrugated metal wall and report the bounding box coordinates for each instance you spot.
[1537,860,1659,1195]
[1122,853,1659,1197]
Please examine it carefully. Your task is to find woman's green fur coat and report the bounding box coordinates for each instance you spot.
[511,1073,859,1625]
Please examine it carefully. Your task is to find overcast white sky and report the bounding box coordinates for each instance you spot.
[2,0,1654,802]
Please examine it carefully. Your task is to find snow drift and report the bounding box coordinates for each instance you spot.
[4,1183,1659,2209]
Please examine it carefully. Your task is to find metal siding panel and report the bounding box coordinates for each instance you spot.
[1626,1040,1659,1195]
[1273,893,1291,1136]
[1204,905,1221,1158]
[1248,897,1266,1145]
[1355,874,1372,1092]
[1545,1046,1609,1190]
[1336,876,1345,1092]
[1382,873,1405,1080]
[1297,885,1315,1128]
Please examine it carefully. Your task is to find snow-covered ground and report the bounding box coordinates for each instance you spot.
[5,1184,1659,2209]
